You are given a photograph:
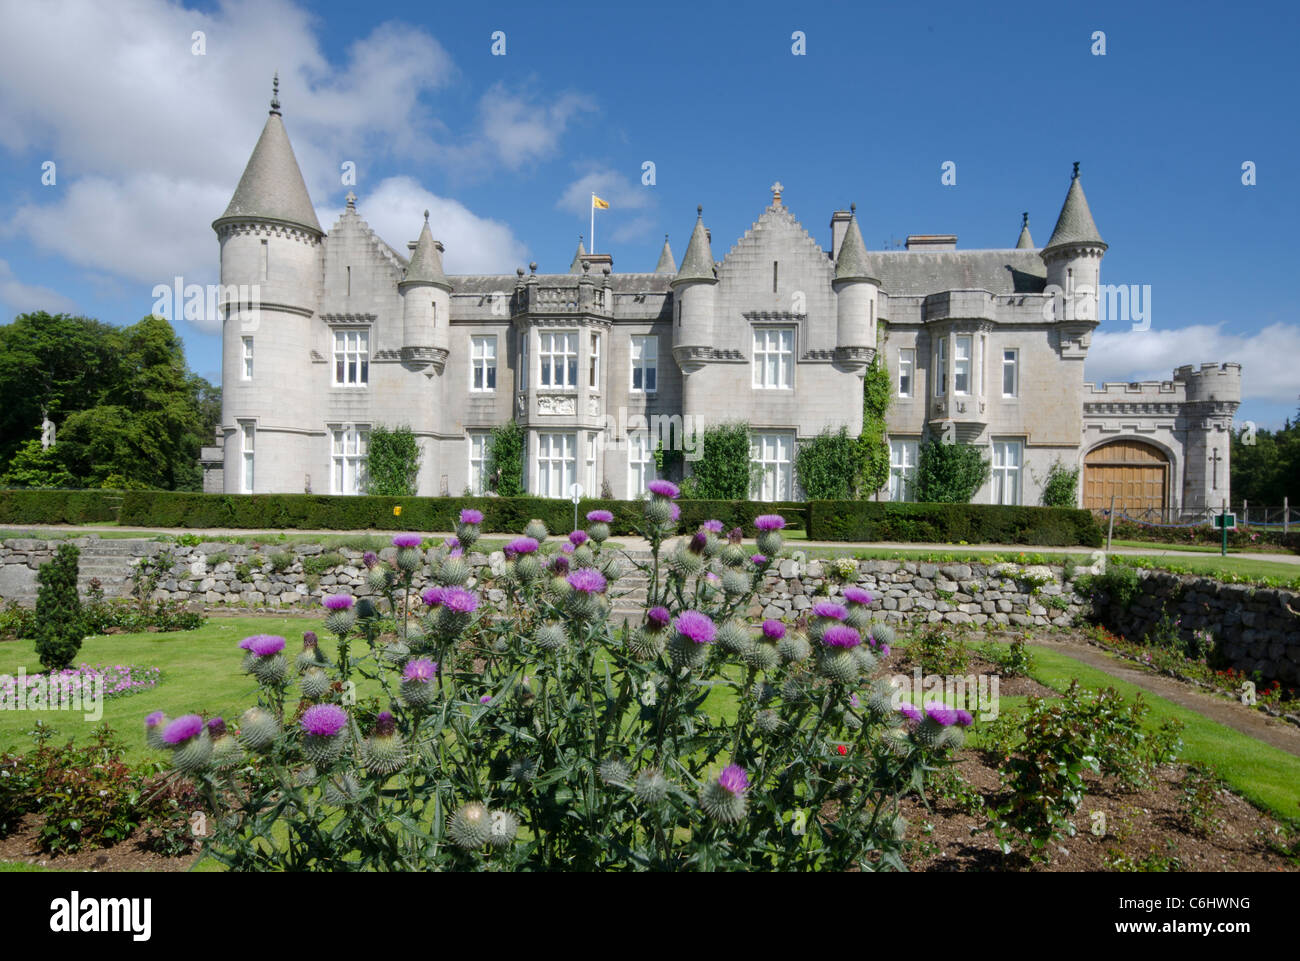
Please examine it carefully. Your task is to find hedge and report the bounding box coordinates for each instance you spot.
[0,489,120,525]
[1105,519,1300,554]
[806,501,1103,547]
[114,491,810,537]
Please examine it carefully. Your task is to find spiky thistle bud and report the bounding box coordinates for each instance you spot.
[300,666,330,700]
[699,765,748,823]
[487,809,519,848]
[237,707,280,751]
[633,768,670,806]
[817,647,859,685]
[366,566,390,593]
[523,519,549,542]
[323,772,363,806]
[721,569,750,597]
[362,711,406,775]
[439,556,471,585]
[533,621,567,652]
[715,619,752,656]
[777,633,811,664]
[448,802,492,851]
[755,709,783,735]
[746,640,780,672]
[598,758,631,787]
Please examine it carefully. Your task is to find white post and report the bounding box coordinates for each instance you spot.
[1285,496,1290,535]
[590,194,595,256]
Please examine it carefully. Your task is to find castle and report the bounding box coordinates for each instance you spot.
[202,89,1241,518]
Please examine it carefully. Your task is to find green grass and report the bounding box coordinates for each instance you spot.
[1109,539,1240,554]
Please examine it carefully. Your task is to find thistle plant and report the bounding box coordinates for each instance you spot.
[145,498,967,872]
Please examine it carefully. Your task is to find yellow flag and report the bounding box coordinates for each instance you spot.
[592,195,609,210]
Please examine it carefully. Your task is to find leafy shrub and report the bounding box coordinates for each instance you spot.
[268,551,294,573]
[855,353,891,497]
[981,638,1034,678]
[911,625,971,674]
[33,543,85,671]
[1077,564,1141,611]
[205,551,229,568]
[145,501,966,872]
[1178,764,1224,838]
[808,501,1101,546]
[794,427,859,500]
[235,562,252,582]
[486,421,526,497]
[366,425,421,496]
[0,601,36,640]
[302,552,346,576]
[683,421,752,499]
[1039,459,1080,508]
[913,440,990,504]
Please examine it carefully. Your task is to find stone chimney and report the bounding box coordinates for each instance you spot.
[830,210,852,261]
[905,234,957,251]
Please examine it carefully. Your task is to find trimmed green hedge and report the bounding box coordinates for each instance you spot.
[807,501,1102,547]
[0,489,120,525]
[115,491,809,536]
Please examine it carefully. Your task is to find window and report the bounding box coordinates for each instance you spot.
[260,240,268,281]
[539,331,578,388]
[888,438,919,502]
[241,336,253,380]
[586,431,598,491]
[627,431,657,497]
[752,327,794,389]
[468,431,491,495]
[331,425,369,495]
[954,335,971,395]
[991,439,1022,505]
[631,336,658,393]
[934,337,947,396]
[536,432,576,497]
[589,333,601,389]
[239,420,255,493]
[750,432,793,501]
[518,331,528,390]
[898,348,914,397]
[333,329,369,386]
[471,336,497,392]
[1002,349,1018,397]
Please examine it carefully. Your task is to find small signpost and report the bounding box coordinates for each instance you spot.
[570,482,583,533]
[1213,508,1236,556]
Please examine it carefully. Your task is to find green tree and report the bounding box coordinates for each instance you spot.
[795,427,859,499]
[486,421,526,496]
[684,422,752,499]
[33,543,85,671]
[913,439,991,503]
[0,436,76,488]
[366,425,422,496]
[855,351,892,498]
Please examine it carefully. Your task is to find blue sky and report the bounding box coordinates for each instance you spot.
[0,0,1296,428]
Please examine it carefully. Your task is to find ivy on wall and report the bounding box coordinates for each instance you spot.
[1039,459,1081,508]
[683,421,752,500]
[855,338,892,498]
[365,425,422,496]
[486,420,526,497]
[794,427,859,500]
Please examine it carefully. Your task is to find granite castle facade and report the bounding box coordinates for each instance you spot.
[202,92,1240,516]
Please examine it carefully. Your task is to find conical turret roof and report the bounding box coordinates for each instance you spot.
[1044,164,1104,250]
[568,237,587,273]
[673,207,716,284]
[215,82,321,233]
[401,212,451,289]
[1015,212,1034,248]
[655,234,676,273]
[834,205,877,283]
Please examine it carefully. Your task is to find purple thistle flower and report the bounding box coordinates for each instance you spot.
[374,711,397,736]
[761,619,786,640]
[449,548,464,560]
[323,594,354,611]
[403,658,438,683]
[812,601,848,621]
[849,693,861,709]
[393,534,422,548]
[924,702,959,727]
[586,509,614,523]
[362,550,379,569]
[551,554,570,574]
[954,709,974,727]
[444,536,460,549]
[897,702,922,723]
[648,479,680,499]
[479,695,492,705]
[881,644,891,657]
[302,631,318,649]
[300,703,348,737]
[246,634,286,657]
[754,514,786,532]
[440,587,479,614]
[422,587,444,607]
[751,553,767,566]
[668,503,681,522]
[208,717,227,737]
[567,568,607,594]
[705,571,720,584]
[674,610,716,645]
[507,537,540,555]
[162,714,204,745]
[569,529,589,546]
[821,625,862,648]
[728,527,744,545]
[237,636,256,650]
[702,519,724,534]
[842,587,873,605]
[646,606,671,630]
[145,710,166,728]
[717,764,748,796]
[689,531,708,554]
[560,541,575,554]
[459,509,483,525]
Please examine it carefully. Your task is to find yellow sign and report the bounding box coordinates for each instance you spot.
[393,506,402,516]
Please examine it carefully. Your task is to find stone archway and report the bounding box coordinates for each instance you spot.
[1083,439,1169,513]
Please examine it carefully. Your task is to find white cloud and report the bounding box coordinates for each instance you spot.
[475,86,595,171]
[557,167,653,219]
[1085,322,1300,404]
[320,177,528,276]
[0,259,78,319]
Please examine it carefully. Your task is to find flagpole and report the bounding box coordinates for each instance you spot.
[590,193,595,256]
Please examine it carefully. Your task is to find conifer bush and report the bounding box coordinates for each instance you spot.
[147,497,968,871]
[33,543,85,671]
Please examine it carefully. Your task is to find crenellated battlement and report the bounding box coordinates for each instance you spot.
[1083,379,1184,400]
[1173,362,1242,404]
